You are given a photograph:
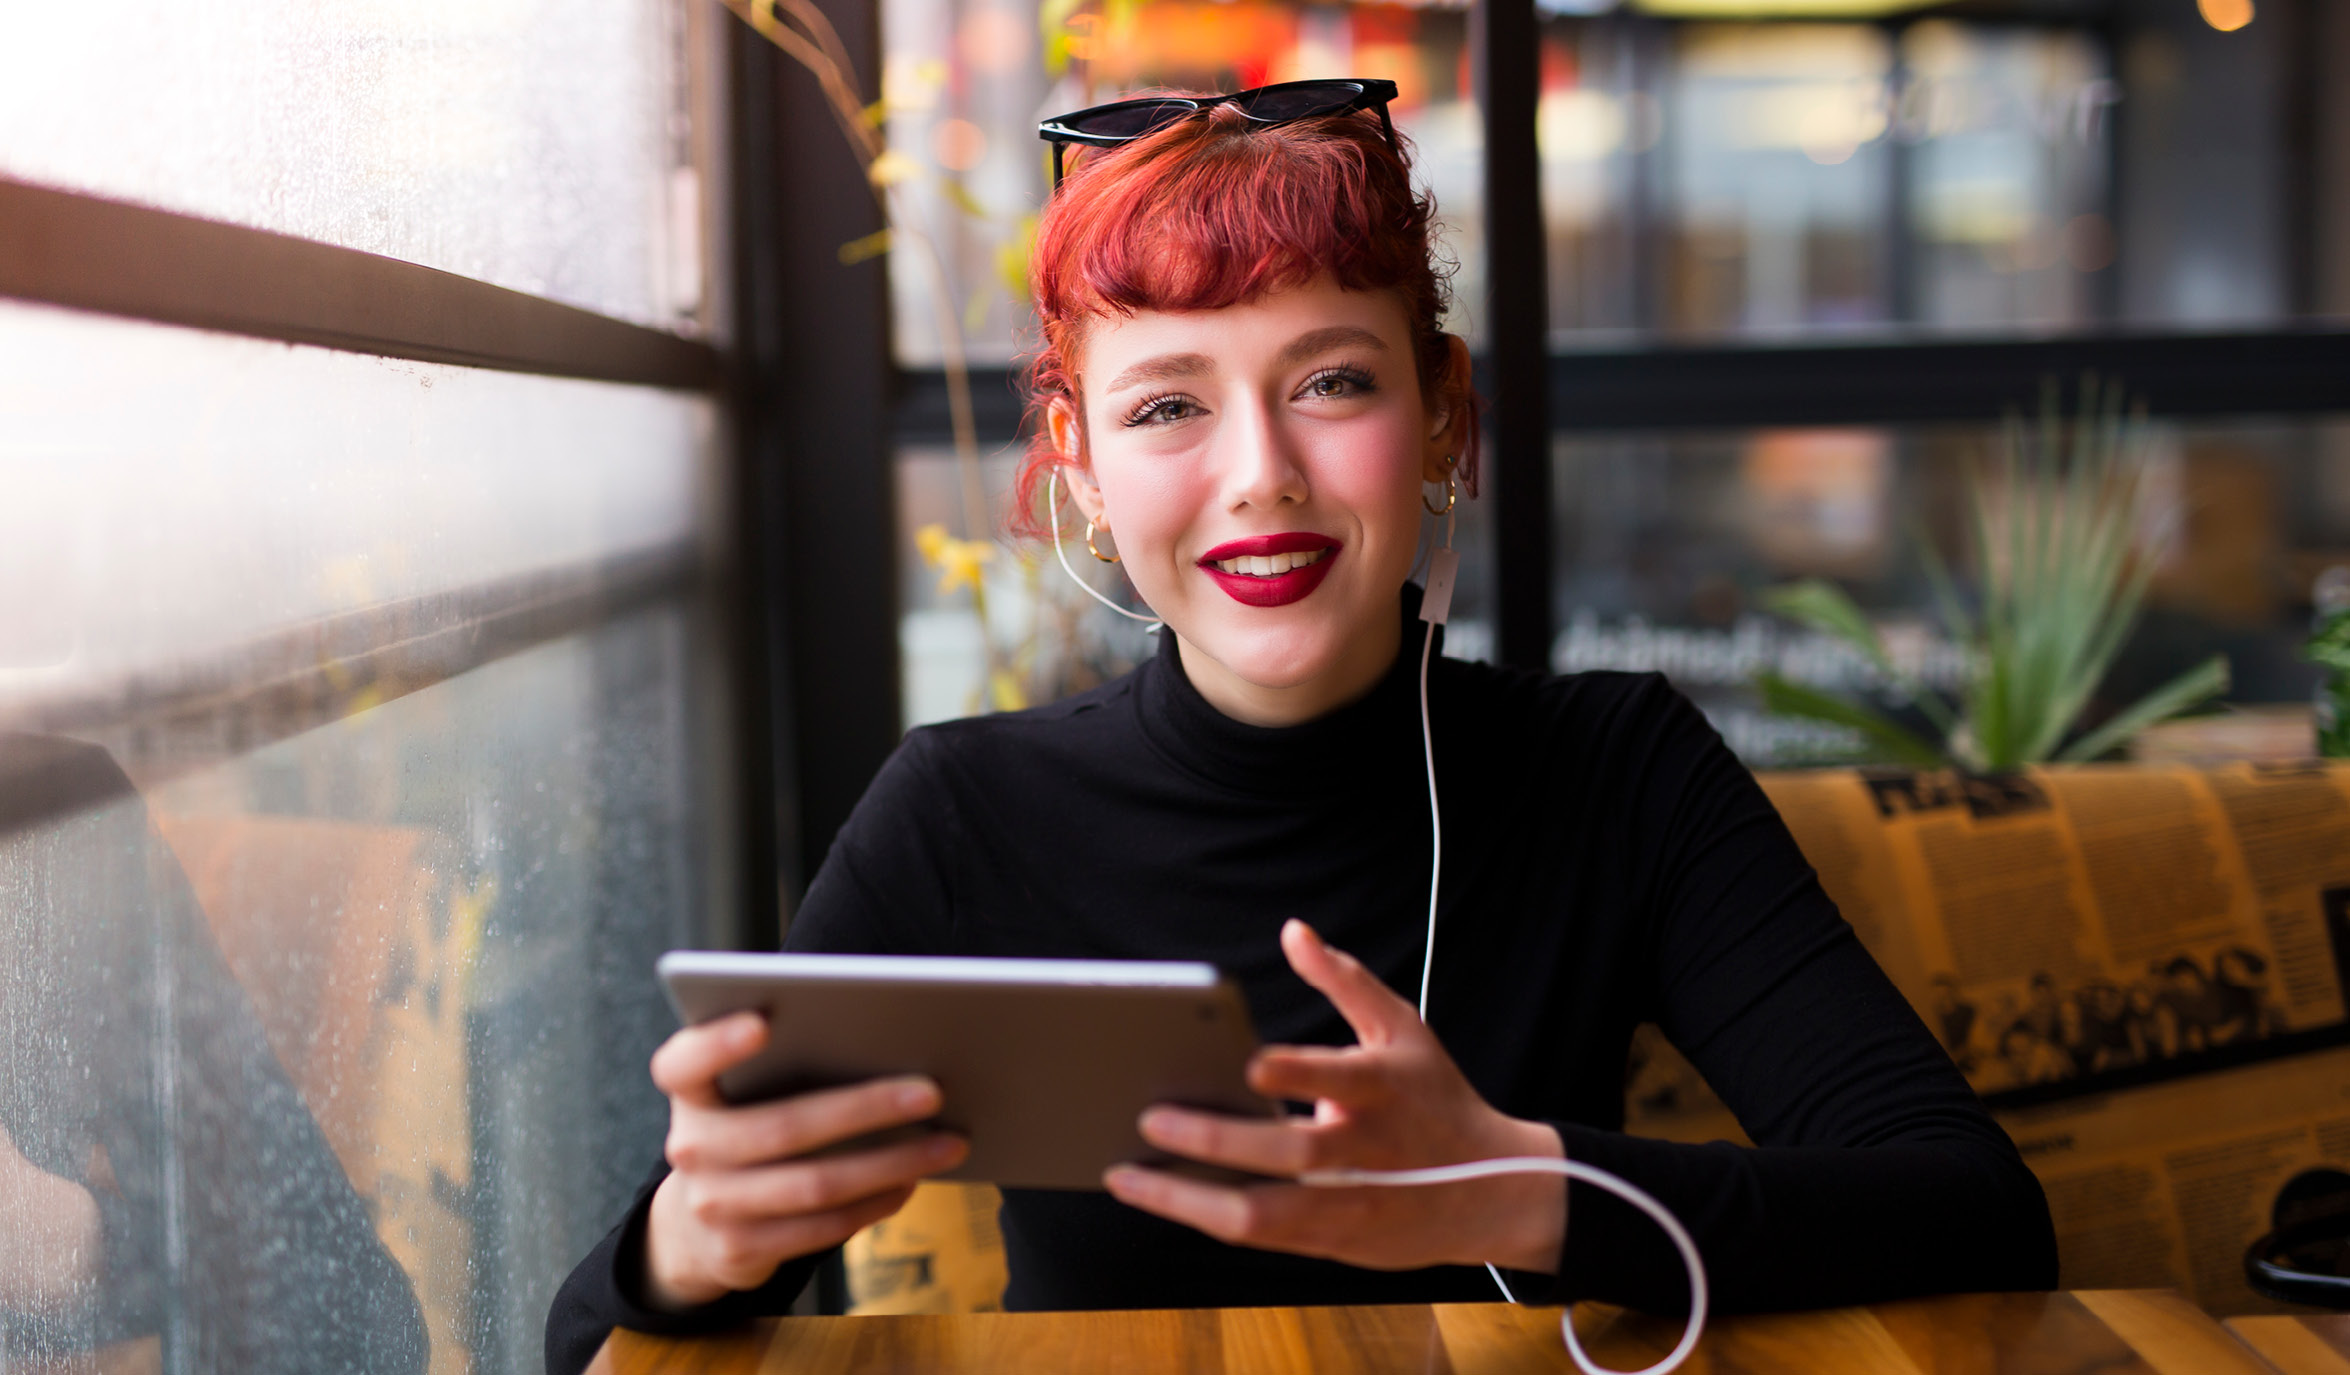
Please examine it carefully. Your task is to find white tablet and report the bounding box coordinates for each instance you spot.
[656,951,1279,1191]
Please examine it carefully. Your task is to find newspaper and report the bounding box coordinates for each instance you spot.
[1756,762,2350,1098]
[845,1181,1009,1314]
[2000,1046,2350,1312]
[1628,1040,2350,1314]
[1623,760,2350,1315]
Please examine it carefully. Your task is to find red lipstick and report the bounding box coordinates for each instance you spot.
[1196,533,1342,608]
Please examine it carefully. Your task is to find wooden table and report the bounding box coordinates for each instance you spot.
[589,1290,2272,1374]
[2226,1313,2350,1374]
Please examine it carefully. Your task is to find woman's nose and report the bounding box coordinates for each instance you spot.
[1216,402,1307,510]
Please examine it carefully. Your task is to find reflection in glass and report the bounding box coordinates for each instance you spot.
[2,607,716,1373]
[0,734,426,1371]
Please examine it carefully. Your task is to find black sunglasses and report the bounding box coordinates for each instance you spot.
[1037,78,1400,190]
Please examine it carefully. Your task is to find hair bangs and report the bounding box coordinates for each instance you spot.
[1035,124,1420,323]
[1013,101,1477,539]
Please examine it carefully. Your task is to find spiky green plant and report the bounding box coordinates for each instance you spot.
[1758,376,2229,772]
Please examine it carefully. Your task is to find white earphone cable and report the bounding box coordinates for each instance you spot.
[1299,1156,1708,1375]
[1042,464,1706,1371]
[1402,496,1706,1374]
[1047,468,1163,628]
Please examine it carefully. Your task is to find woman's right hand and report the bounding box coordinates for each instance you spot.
[641,1011,969,1311]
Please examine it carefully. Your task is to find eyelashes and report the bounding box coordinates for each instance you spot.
[1299,364,1378,400]
[1122,392,1198,428]
[1117,362,1381,428]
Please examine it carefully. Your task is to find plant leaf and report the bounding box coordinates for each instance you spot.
[837,227,892,264]
[1914,523,1974,645]
[1762,580,1892,671]
[2054,655,2231,763]
[1757,673,1946,768]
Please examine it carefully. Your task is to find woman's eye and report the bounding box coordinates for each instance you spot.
[1300,368,1376,401]
[1126,395,1200,427]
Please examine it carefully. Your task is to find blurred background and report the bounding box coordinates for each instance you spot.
[0,0,2344,1369]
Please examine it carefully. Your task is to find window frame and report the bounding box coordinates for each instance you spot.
[0,8,786,946]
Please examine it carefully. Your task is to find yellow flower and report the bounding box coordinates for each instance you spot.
[916,523,997,595]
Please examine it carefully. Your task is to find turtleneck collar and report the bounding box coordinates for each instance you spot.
[1130,585,1439,795]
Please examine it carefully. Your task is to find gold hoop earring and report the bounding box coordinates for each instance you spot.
[1085,522,1120,564]
[1422,476,1457,517]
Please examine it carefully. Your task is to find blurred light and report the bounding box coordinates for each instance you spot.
[1920,181,2029,246]
[1734,82,1889,158]
[2013,218,2060,272]
[1540,89,1625,161]
[883,55,944,113]
[1633,0,1941,16]
[1742,429,1891,575]
[2197,0,2254,32]
[931,118,987,172]
[957,9,1027,74]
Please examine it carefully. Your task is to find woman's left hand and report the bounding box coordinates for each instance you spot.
[1105,919,1567,1274]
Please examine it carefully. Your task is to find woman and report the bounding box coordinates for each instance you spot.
[546,84,2054,1375]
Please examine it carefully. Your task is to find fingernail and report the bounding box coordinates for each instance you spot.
[897,1080,939,1112]
[927,1135,965,1163]
[1138,1108,1185,1146]
[1104,1167,1142,1196]
[726,1015,763,1046]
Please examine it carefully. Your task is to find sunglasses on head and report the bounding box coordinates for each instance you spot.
[1036,78,1401,190]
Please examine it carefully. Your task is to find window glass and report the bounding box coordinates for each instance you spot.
[0,302,713,703]
[0,308,724,1372]
[1538,8,2350,340]
[0,0,706,329]
[883,0,1486,366]
[2,609,710,1373]
[1551,416,2350,767]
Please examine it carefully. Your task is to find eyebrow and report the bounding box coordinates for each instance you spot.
[1099,327,1391,395]
[1274,326,1390,369]
[1102,352,1213,394]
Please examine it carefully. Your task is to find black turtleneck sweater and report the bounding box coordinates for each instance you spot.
[546,600,2055,1375]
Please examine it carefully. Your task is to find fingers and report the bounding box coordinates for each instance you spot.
[1103,1167,1346,1258]
[651,1013,770,1109]
[677,1131,968,1230]
[1246,1046,1393,1106]
[1138,1107,1328,1178]
[733,1185,919,1278]
[656,1179,921,1302]
[1280,920,1419,1048]
[668,1075,944,1172]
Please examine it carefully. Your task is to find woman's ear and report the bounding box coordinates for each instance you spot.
[1045,396,1110,526]
[1421,334,1472,483]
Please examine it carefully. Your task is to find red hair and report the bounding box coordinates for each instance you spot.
[1009,98,1480,540]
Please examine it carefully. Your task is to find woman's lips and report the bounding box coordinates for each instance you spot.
[1196,534,1342,608]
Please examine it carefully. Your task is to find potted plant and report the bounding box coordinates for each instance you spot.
[1759,377,2229,770]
